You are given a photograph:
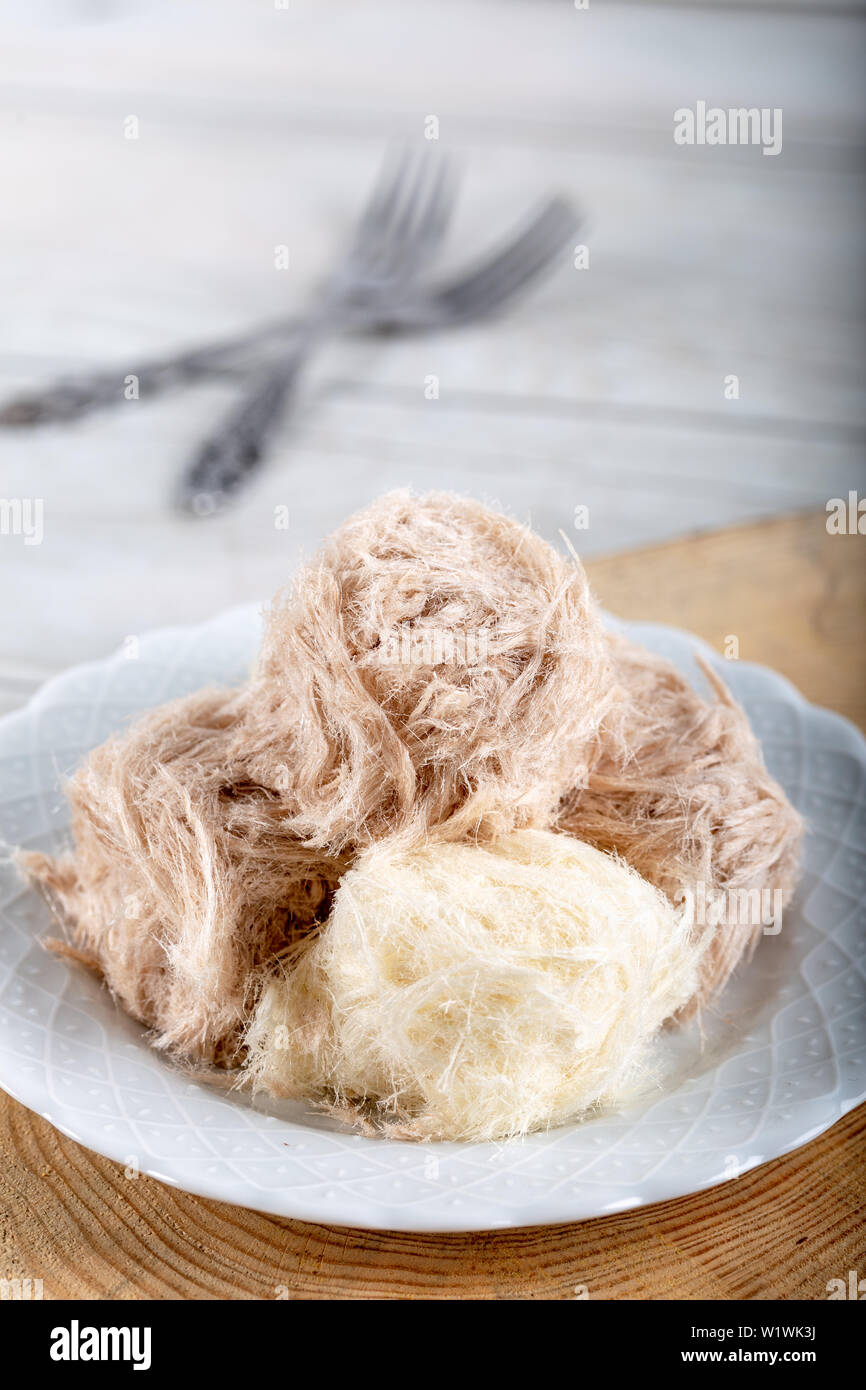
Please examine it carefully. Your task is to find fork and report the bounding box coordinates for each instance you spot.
[0,167,580,515]
[179,150,457,513]
[0,150,455,434]
[178,194,580,512]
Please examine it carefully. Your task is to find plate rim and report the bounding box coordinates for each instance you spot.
[0,604,863,1232]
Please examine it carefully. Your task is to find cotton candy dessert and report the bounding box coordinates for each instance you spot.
[23,491,802,1140]
[245,831,705,1142]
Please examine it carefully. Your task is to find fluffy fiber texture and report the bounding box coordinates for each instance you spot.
[558,634,803,1007]
[244,830,705,1141]
[23,689,345,1066]
[22,491,802,1098]
[233,490,614,851]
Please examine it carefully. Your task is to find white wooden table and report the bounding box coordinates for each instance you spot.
[1,0,864,715]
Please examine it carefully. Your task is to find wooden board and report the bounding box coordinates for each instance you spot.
[587,509,866,733]
[2,1,865,716]
[0,1094,862,1300]
[1,511,863,1300]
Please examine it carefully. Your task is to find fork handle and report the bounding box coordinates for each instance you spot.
[176,336,316,513]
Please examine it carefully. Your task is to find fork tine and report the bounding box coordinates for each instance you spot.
[353,148,455,280]
[410,157,456,261]
[439,236,567,322]
[372,151,429,263]
[432,197,578,322]
[352,148,416,251]
[451,198,576,300]
[374,153,441,264]
[387,156,454,274]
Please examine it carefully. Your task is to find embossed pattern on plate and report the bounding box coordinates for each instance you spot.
[0,605,863,1231]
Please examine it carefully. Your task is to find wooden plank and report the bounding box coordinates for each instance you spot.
[0,1092,862,1299]
[2,2,864,155]
[586,509,866,731]
[1,394,861,700]
[0,511,862,1297]
[0,124,861,430]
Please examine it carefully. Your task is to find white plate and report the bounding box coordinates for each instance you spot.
[0,605,863,1231]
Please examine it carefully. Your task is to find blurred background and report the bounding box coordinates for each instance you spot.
[1,0,864,714]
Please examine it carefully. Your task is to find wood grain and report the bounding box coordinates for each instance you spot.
[587,509,866,733]
[1,511,862,1300]
[0,1093,862,1301]
[2,1,864,713]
